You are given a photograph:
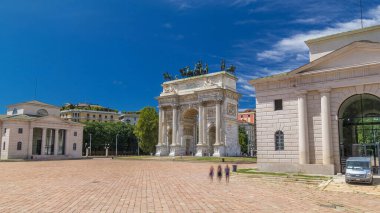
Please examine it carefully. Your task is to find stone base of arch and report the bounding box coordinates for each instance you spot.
[212,144,225,157]
[155,145,169,156]
[169,145,185,156]
[195,144,208,156]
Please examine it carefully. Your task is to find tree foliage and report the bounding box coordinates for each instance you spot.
[83,121,137,155]
[239,126,248,154]
[134,107,158,154]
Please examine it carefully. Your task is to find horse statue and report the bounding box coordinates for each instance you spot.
[226,65,236,74]
[163,72,173,81]
[220,59,226,71]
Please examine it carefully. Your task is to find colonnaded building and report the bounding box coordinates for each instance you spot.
[155,71,241,157]
[0,101,84,160]
[251,25,380,175]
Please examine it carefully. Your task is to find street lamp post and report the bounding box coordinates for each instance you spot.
[115,134,119,157]
[89,133,92,156]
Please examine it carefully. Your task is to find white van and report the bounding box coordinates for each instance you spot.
[345,157,373,185]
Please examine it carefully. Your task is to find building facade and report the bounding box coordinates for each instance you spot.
[60,103,119,123]
[238,121,256,156]
[119,112,140,125]
[1,101,84,160]
[155,71,241,157]
[250,25,380,175]
[238,109,256,124]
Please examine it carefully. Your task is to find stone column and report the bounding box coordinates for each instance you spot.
[54,129,59,155]
[320,89,332,165]
[172,105,178,146]
[202,103,207,145]
[198,104,203,145]
[41,128,47,155]
[215,100,221,145]
[297,91,309,164]
[28,127,34,157]
[158,107,163,146]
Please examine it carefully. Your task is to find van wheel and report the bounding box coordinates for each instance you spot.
[369,178,373,185]
[345,179,350,184]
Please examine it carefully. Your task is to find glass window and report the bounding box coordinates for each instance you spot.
[274,99,283,111]
[18,128,23,134]
[275,130,284,151]
[17,141,22,150]
[12,108,17,115]
[3,128,6,135]
[74,132,77,137]
[73,143,77,151]
[3,142,5,150]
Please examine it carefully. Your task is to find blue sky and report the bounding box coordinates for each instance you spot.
[1,0,380,112]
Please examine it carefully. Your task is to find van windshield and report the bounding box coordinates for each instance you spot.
[346,161,370,170]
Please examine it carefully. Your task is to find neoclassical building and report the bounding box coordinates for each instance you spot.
[0,101,84,160]
[155,71,241,157]
[251,25,380,175]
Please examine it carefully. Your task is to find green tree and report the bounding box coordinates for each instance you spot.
[83,121,137,155]
[134,107,158,154]
[239,126,248,154]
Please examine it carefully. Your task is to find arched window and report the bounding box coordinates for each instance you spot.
[17,142,22,150]
[275,130,284,151]
[73,143,77,151]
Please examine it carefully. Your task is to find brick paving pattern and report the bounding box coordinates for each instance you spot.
[0,159,379,212]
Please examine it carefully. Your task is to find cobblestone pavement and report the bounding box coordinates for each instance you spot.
[0,159,380,213]
[323,175,380,196]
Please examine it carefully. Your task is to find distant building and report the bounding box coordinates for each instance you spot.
[60,103,119,123]
[238,109,255,124]
[119,112,140,125]
[0,100,84,160]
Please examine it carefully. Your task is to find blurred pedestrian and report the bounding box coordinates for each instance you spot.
[209,166,214,182]
[225,164,230,183]
[217,165,222,182]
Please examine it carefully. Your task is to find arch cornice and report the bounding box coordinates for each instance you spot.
[333,86,380,116]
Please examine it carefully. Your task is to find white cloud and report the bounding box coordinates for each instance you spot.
[234,19,257,25]
[230,0,256,7]
[166,0,256,10]
[292,17,329,24]
[256,5,380,62]
[257,50,283,62]
[163,23,173,29]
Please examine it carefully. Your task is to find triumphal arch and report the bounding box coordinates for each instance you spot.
[156,71,241,157]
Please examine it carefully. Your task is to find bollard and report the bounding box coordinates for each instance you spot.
[232,164,237,172]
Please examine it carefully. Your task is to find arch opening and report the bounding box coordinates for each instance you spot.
[338,93,380,172]
[182,108,198,155]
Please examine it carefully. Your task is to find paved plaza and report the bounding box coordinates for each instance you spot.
[0,159,380,212]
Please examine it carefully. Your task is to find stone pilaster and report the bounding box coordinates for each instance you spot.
[320,88,332,165]
[158,107,163,146]
[171,105,178,146]
[297,90,309,164]
[28,127,34,157]
[215,100,221,145]
[198,104,203,145]
[54,129,59,155]
[202,103,207,145]
[41,128,47,155]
